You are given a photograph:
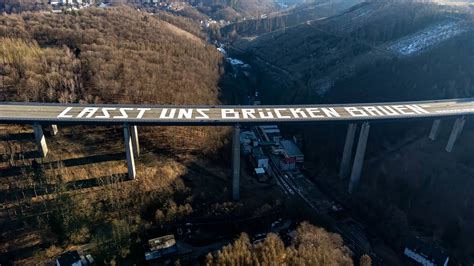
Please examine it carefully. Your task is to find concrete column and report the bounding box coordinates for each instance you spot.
[124,125,136,180]
[232,124,241,201]
[33,123,48,158]
[446,117,465,153]
[339,123,357,179]
[348,122,370,194]
[33,124,48,158]
[50,125,59,136]
[429,119,441,141]
[130,125,139,157]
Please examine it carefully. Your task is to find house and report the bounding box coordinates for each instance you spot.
[271,144,284,155]
[251,147,269,169]
[253,91,261,105]
[144,234,178,261]
[240,131,257,146]
[404,236,449,266]
[280,140,304,163]
[240,131,258,155]
[56,250,94,266]
[56,251,82,266]
[254,167,266,177]
[242,144,252,155]
[58,0,73,4]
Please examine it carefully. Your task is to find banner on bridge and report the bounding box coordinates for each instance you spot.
[0,99,473,124]
[56,105,432,121]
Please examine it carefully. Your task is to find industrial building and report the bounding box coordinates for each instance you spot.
[279,140,304,163]
[259,125,282,143]
[279,157,297,171]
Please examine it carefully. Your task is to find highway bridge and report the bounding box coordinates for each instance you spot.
[1,98,473,200]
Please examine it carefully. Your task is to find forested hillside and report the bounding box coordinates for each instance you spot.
[207,222,355,265]
[0,7,231,264]
[0,7,226,151]
[221,0,362,37]
[196,0,278,19]
[0,6,362,265]
[231,2,474,105]
[226,1,474,263]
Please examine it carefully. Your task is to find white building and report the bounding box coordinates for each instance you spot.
[404,237,449,266]
[56,0,83,4]
[56,250,94,266]
[252,147,269,169]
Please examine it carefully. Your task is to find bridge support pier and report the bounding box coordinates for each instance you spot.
[348,122,370,194]
[124,125,136,180]
[50,125,59,136]
[339,123,357,179]
[232,124,240,201]
[33,123,48,158]
[130,125,139,157]
[429,119,441,141]
[446,117,465,153]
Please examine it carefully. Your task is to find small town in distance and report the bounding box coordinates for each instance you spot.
[1,0,474,265]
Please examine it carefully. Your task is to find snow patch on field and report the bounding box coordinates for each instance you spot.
[388,21,466,56]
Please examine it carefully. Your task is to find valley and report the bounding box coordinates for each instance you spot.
[218,1,474,264]
[1,0,474,265]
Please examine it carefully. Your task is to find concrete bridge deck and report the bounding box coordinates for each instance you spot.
[0,98,474,125]
[1,98,473,200]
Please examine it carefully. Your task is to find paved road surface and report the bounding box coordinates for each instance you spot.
[0,98,473,125]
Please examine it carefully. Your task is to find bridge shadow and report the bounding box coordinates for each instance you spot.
[0,173,128,202]
[0,132,35,142]
[0,151,41,163]
[0,152,125,177]
[0,243,50,266]
[59,152,124,167]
